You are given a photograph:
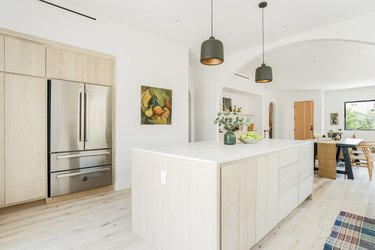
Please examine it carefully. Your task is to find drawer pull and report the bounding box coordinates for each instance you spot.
[56,151,110,159]
[56,167,110,179]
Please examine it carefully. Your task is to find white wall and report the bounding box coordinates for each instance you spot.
[0,0,189,189]
[279,90,324,139]
[324,86,375,141]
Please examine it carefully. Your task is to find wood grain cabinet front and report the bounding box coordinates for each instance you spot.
[46,47,83,82]
[221,159,257,250]
[4,36,45,77]
[84,55,114,86]
[0,73,4,207]
[0,36,4,71]
[4,74,47,205]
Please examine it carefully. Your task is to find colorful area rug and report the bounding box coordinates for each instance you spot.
[324,211,375,250]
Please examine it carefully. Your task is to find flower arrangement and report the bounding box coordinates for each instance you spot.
[214,111,250,131]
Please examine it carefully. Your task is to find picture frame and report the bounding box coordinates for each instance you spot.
[222,97,232,112]
[330,113,339,125]
[141,85,172,125]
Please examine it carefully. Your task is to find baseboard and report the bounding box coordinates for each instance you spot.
[114,179,131,191]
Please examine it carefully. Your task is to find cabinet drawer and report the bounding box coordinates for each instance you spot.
[50,166,112,197]
[279,162,299,195]
[299,157,313,182]
[279,148,299,167]
[278,186,298,221]
[299,143,313,160]
[299,175,313,204]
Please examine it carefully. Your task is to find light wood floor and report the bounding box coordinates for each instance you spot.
[0,167,374,250]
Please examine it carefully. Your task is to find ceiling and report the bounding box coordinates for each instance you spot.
[51,0,375,91]
[237,40,375,91]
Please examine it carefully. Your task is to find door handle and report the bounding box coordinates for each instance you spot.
[56,167,110,179]
[79,91,83,142]
[56,151,111,159]
[84,91,89,142]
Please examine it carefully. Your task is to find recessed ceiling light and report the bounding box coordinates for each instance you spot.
[359,50,366,54]
[312,60,317,63]
[175,20,181,25]
[281,26,287,30]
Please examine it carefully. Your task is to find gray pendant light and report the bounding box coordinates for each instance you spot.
[200,0,224,66]
[255,1,273,83]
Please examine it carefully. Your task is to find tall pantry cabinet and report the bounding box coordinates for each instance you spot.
[2,37,47,206]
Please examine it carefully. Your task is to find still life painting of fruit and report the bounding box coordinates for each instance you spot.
[141,86,172,125]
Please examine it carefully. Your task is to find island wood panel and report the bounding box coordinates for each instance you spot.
[4,74,47,205]
[132,150,219,250]
[221,159,256,250]
[84,55,114,86]
[0,36,4,71]
[0,73,4,206]
[46,47,83,82]
[4,36,45,77]
[256,153,279,242]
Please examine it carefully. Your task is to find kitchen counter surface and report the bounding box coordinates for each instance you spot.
[132,139,313,164]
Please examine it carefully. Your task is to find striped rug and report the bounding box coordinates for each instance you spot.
[324,211,375,250]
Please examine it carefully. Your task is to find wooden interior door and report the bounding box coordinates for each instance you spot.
[269,103,273,139]
[294,101,314,140]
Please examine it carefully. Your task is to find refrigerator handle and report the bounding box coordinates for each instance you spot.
[79,91,83,142]
[84,90,89,142]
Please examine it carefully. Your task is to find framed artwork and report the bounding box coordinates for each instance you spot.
[141,85,172,125]
[330,113,339,125]
[222,97,232,112]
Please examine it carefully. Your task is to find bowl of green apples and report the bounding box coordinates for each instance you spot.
[238,132,263,144]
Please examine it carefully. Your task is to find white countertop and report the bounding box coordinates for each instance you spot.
[132,139,313,164]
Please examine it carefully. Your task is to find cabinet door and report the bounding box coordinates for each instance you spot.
[0,36,4,71]
[46,47,83,82]
[5,36,45,77]
[0,73,4,206]
[256,153,279,242]
[221,159,256,250]
[84,55,114,86]
[5,74,47,205]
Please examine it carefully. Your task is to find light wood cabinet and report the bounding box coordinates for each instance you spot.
[256,153,279,242]
[0,36,4,71]
[84,55,114,86]
[221,159,256,250]
[4,37,45,77]
[4,74,47,205]
[0,73,4,207]
[46,47,83,82]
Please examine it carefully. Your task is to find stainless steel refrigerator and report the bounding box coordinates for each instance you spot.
[48,79,112,197]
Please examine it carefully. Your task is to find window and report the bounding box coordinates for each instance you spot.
[344,100,375,131]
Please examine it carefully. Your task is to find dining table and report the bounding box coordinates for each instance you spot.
[314,138,363,180]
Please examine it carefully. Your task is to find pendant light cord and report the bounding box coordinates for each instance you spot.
[211,0,214,37]
[262,7,265,64]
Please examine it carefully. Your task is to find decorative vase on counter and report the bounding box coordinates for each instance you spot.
[224,130,236,145]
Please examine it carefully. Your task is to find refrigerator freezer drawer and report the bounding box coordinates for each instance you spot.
[50,149,112,172]
[50,166,112,197]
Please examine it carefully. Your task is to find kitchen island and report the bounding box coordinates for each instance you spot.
[132,139,314,250]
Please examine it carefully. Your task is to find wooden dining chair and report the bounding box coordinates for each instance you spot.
[351,142,374,180]
[317,142,337,179]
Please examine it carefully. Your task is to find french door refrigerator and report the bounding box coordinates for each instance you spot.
[48,79,112,197]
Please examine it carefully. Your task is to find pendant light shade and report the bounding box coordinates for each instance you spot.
[200,0,224,65]
[255,1,273,83]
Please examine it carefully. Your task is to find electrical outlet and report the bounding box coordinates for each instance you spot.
[160,170,167,185]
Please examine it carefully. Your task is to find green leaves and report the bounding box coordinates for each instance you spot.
[214,112,248,131]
